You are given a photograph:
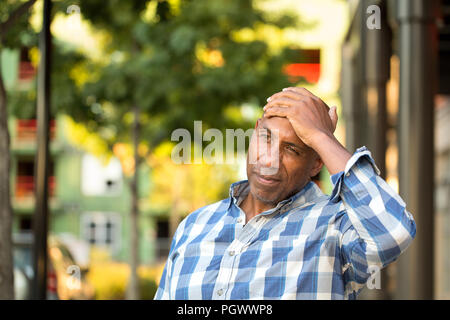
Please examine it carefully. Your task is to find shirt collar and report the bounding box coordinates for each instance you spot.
[228,179,325,213]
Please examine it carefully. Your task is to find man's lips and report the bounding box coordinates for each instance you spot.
[253,172,281,186]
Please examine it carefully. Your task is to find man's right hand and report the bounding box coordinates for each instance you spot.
[263,87,338,148]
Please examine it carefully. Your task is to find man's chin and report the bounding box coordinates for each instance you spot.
[251,189,282,205]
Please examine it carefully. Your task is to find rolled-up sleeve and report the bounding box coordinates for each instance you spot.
[154,236,176,300]
[330,146,416,293]
[154,219,185,300]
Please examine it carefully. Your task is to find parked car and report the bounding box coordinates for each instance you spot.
[14,267,31,300]
[13,233,94,300]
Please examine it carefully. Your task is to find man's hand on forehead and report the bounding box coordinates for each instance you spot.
[262,87,338,148]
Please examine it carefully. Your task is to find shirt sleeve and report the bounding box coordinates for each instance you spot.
[154,235,177,300]
[154,216,188,300]
[329,146,416,295]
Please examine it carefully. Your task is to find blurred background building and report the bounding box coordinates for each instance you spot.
[2,47,159,263]
[341,0,450,299]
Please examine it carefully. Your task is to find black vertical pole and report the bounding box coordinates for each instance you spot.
[365,0,390,178]
[395,0,437,299]
[363,0,391,300]
[341,3,369,154]
[32,0,52,300]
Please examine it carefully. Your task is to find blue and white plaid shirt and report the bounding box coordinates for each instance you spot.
[155,147,416,300]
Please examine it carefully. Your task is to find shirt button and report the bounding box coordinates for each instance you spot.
[237,217,243,223]
[217,289,223,296]
[346,172,351,177]
[229,250,235,256]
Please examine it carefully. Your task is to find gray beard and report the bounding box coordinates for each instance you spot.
[251,189,279,206]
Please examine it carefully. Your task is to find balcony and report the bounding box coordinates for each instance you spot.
[13,175,57,212]
[12,119,58,154]
[16,119,56,141]
[18,61,36,82]
[15,175,56,199]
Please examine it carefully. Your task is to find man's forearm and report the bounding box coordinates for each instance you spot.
[335,147,416,267]
[309,131,352,175]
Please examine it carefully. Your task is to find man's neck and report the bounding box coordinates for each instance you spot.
[239,192,276,223]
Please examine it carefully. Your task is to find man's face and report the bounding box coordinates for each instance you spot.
[246,116,322,205]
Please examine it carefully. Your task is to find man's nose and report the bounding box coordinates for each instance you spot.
[257,141,281,175]
[258,147,280,166]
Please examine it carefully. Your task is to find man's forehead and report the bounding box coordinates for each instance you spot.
[257,116,307,147]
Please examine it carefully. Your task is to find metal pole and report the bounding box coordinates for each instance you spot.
[32,0,52,300]
[365,0,390,178]
[362,0,391,299]
[395,0,437,300]
[341,2,369,153]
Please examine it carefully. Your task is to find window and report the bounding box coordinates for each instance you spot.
[81,212,121,254]
[15,158,55,198]
[81,154,123,196]
[19,216,32,232]
[155,217,171,260]
[284,49,321,84]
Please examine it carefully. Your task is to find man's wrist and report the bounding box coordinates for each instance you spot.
[309,131,352,175]
[308,130,336,151]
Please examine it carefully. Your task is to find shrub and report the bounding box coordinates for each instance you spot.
[86,261,163,300]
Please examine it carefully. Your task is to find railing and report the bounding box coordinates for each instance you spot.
[16,119,56,141]
[18,61,36,81]
[15,175,56,198]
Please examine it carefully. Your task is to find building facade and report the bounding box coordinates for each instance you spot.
[341,0,450,299]
[2,47,169,266]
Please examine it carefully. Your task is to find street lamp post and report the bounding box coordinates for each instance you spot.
[32,0,52,300]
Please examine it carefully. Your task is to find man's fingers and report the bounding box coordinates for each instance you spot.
[282,87,317,99]
[266,90,303,103]
[263,105,289,118]
[263,97,297,110]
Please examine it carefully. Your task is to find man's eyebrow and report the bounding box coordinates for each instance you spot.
[260,125,272,135]
[284,141,307,151]
[260,125,307,151]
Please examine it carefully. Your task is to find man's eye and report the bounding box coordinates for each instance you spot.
[286,146,300,155]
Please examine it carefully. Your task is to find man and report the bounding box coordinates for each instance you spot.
[155,87,416,300]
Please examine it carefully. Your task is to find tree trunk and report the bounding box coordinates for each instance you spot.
[127,105,140,300]
[0,50,15,300]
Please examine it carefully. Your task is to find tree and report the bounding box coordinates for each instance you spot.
[0,0,98,299]
[0,0,37,300]
[74,0,299,299]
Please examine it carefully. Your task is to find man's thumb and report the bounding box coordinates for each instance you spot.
[329,106,338,131]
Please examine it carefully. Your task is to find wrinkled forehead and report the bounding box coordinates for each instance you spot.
[256,116,307,148]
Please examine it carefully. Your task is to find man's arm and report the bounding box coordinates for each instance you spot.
[154,236,176,299]
[154,215,188,300]
[330,147,416,295]
[264,87,416,295]
[307,131,351,175]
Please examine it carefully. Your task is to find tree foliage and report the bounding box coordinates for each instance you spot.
[77,0,299,150]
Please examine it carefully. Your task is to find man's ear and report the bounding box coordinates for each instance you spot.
[310,155,324,178]
[255,118,262,129]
